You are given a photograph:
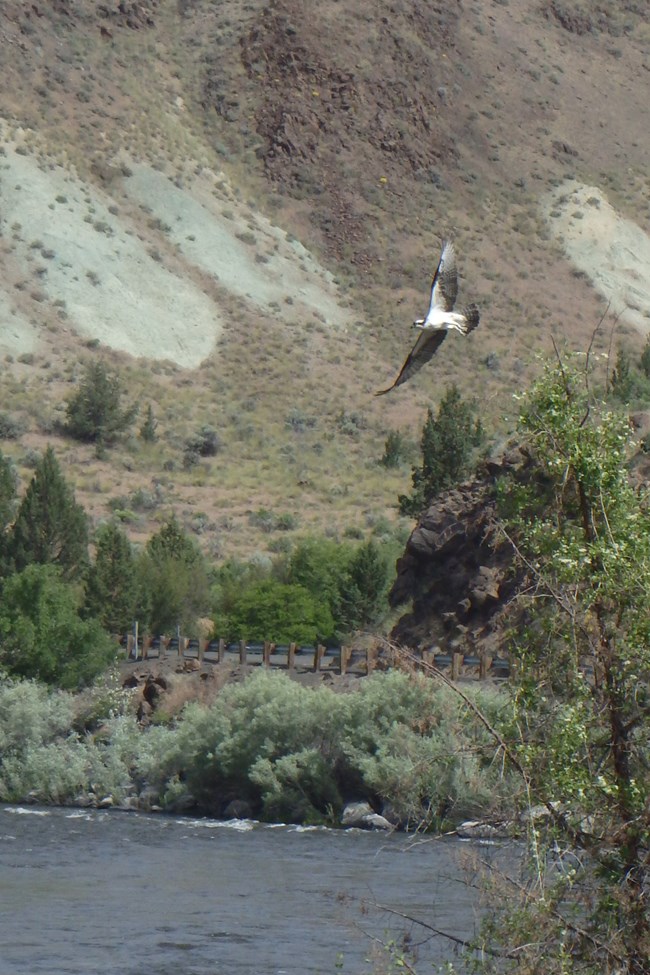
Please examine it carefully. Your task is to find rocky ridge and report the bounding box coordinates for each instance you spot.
[388,446,530,655]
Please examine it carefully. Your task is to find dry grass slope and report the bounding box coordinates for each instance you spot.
[0,0,649,557]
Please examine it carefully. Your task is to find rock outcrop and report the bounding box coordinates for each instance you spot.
[389,445,530,656]
[340,801,393,831]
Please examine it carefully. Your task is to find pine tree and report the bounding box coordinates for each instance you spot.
[140,515,210,633]
[84,522,138,633]
[146,514,203,565]
[398,384,482,516]
[9,447,88,581]
[341,540,390,631]
[65,360,137,449]
[380,429,407,468]
[139,403,158,443]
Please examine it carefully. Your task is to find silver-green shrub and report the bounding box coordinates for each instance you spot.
[0,670,513,826]
[0,677,140,804]
[134,671,512,826]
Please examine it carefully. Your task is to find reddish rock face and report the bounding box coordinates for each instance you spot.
[388,446,531,655]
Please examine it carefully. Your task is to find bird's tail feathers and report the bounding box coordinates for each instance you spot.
[459,303,480,335]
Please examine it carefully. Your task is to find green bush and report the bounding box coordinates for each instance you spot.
[224,579,335,643]
[0,564,116,689]
[184,424,221,458]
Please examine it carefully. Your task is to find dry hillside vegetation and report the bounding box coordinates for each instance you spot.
[0,0,649,556]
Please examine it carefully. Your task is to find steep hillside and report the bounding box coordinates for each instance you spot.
[0,0,649,558]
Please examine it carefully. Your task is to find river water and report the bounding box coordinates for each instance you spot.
[0,804,498,975]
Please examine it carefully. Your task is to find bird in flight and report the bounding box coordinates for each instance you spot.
[375,240,479,395]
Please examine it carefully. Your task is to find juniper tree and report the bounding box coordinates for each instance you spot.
[139,403,158,444]
[341,540,391,632]
[399,384,483,516]
[380,429,407,469]
[84,522,139,634]
[65,360,137,451]
[139,515,210,634]
[9,447,88,582]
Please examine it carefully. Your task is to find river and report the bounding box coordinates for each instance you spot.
[0,804,500,975]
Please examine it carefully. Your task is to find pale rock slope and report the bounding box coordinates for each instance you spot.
[0,136,354,367]
[545,181,650,335]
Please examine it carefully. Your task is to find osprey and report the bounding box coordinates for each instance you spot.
[375,240,479,395]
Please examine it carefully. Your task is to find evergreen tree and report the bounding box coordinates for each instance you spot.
[65,361,137,449]
[398,384,482,516]
[380,429,407,469]
[640,336,650,380]
[9,447,88,581]
[146,514,203,565]
[610,345,634,402]
[84,522,138,634]
[139,404,158,443]
[0,450,17,576]
[341,540,390,632]
[608,344,650,405]
[140,515,210,633]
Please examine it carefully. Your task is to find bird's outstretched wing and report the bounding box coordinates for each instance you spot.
[428,239,458,314]
[375,329,448,396]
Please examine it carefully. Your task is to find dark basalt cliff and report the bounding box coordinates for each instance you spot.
[389,446,530,656]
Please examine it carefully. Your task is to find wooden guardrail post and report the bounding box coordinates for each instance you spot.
[198,639,206,664]
[239,640,247,666]
[314,645,324,672]
[479,654,491,680]
[218,638,225,663]
[451,651,463,681]
[366,646,377,675]
[339,646,348,676]
[287,643,296,671]
[263,642,273,667]
[142,635,151,660]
